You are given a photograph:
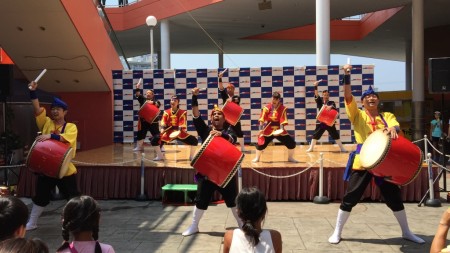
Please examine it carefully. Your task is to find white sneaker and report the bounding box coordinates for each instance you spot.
[161,146,166,152]
[306,147,313,153]
[182,224,199,236]
[133,147,143,152]
[153,156,164,161]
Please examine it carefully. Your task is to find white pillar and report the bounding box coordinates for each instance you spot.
[411,0,424,140]
[316,0,330,65]
[161,19,171,69]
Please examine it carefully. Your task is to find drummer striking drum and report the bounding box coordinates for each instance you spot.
[26,81,80,231]
[306,80,347,152]
[252,92,298,163]
[181,87,242,236]
[328,64,424,244]
[160,95,198,160]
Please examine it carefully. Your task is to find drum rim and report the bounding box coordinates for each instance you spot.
[219,153,244,188]
[190,134,214,167]
[360,130,391,170]
[169,130,181,139]
[58,147,74,179]
[25,139,40,169]
[223,101,244,126]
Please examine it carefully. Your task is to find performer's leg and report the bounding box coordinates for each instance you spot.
[329,170,371,243]
[276,135,297,162]
[56,174,80,201]
[219,177,242,227]
[232,122,246,152]
[179,135,198,161]
[27,175,57,230]
[153,146,165,161]
[307,125,325,152]
[252,136,273,163]
[182,177,213,236]
[328,126,347,152]
[134,121,149,152]
[380,181,425,243]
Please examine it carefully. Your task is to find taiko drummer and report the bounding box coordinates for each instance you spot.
[26,81,80,231]
[181,87,242,237]
[328,64,424,244]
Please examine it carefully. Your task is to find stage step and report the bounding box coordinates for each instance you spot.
[161,184,197,205]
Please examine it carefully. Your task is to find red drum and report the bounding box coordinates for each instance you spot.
[26,139,74,179]
[138,102,159,124]
[316,106,338,127]
[222,101,243,126]
[191,135,244,187]
[359,129,423,186]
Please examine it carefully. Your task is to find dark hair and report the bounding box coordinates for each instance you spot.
[0,196,29,241]
[0,238,49,253]
[235,187,267,246]
[322,90,329,93]
[272,92,281,99]
[57,196,102,253]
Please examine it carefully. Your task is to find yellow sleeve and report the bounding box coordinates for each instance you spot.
[383,112,400,128]
[35,108,53,132]
[258,107,268,123]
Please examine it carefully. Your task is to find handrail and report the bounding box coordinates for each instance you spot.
[96,3,131,69]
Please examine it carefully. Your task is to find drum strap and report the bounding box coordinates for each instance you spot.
[343,144,362,181]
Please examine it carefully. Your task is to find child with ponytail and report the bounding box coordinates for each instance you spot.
[223,187,282,253]
[56,196,115,253]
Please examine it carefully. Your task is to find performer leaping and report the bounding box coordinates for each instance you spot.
[218,69,246,152]
[160,95,198,160]
[328,63,424,244]
[182,87,242,236]
[252,91,298,163]
[307,80,347,152]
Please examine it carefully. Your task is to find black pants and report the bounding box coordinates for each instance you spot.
[32,174,80,207]
[137,120,161,146]
[195,175,237,210]
[312,123,340,140]
[256,134,296,151]
[340,170,404,212]
[231,121,243,138]
[177,135,198,146]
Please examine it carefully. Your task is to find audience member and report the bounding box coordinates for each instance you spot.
[0,237,48,253]
[0,196,29,241]
[223,187,282,253]
[56,196,115,253]
[431,208,450,253]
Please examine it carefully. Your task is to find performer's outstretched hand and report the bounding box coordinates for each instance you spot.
[28,81,38,91]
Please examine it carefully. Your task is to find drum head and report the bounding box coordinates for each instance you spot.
[360,130,390,169]
[272,129,284,136]
[58,147,74,179]
[169,130,180,139]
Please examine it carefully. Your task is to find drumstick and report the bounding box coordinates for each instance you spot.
[34,69,47,83]
[199,88,207,91]
[137,78,143,85]
[160,126,172,135]
[29,69,47,90]
[219,68,228,76]
[346,58,351,73]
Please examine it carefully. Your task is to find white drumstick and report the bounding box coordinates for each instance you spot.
[199,88,207,91]
[137,78,143,85]
[219,68,228,75]
[34,69,47,83]
[346,58,351,72]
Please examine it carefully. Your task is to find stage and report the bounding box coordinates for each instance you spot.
[17,143,438,202]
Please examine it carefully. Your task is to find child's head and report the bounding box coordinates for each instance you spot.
[58,196,102,252]
[0,237,49,253]
[235,187,267,246]
[0,196,29,241]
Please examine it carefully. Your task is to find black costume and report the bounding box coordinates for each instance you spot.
[135,91,161,146]
[311,94,340,140]
[219,88,244,138]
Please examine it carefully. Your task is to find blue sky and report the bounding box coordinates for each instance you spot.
[171,54,406,92]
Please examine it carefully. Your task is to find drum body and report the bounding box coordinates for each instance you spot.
[138,102,159,124]
[316,106,338,127]
[359,129,423,186]
[191,135,244,187]
[26,139,74,179]
[222,101,243,126]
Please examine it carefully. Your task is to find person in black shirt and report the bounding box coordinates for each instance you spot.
[218,70,246,152]
[306,80,347,152]
[181,87,242,236]
[134,81,164,161]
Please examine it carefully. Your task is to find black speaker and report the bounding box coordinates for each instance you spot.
[0,65,12,101]
[429,57,450,93]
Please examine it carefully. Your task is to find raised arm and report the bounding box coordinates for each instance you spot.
[28,81,43,115]
[313,80,322,97]
[192,88,200,118]
[342,64,352,104]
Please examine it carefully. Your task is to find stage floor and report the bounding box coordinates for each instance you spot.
[74,142,355,169]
